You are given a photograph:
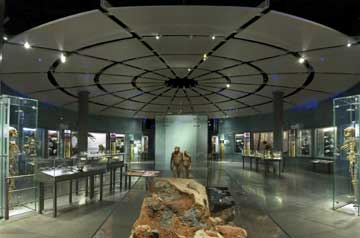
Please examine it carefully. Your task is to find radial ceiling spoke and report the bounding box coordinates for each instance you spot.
[183,89,194,113]
[133,87,174,116]
[190,87,227,116]
[166,88,180,113]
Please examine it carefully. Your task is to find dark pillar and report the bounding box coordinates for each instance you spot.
[0,0,5,89]
[273,91,284,152]
[78,91,89,153]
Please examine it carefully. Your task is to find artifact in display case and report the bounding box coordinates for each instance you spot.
[283,131,289,154]
[211,136,219,154]
[71,131,79,156]
[253,132,273,153]
[110,133,125,154]
[63,130,71,159]
[333,95,360,215]
[141,136,149,153]
[48,130,58,157]
[288,129,297,157]
[297,129,312,157]
[88,132,107,154]
[315,127,336,158]
[0,95,38,218]
[234,132,251,155]
[170,146,183,178]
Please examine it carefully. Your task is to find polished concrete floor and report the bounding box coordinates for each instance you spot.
[1,161,359,238]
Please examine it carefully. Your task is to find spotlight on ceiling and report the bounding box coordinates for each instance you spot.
[24,42,31,49]
[347,42,352,48]
[187,68,191,72]
[155,34,161,40]
[298,57,305,64]
[60,53,67,63]
[3,36,8,41]
[226,84,230,88]
[203,54,208,61]
[211,35,216,40]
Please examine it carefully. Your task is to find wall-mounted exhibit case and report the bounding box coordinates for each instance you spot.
[234,133,251,155]
[253,132,273,153]
[288,129,297,157]
[110,133,125,154]
[297,129,312,157]
[333,95,360,215]
[88,132,107,154]
[48,130,59,157]
[0,95,38,219]
[315,127,336,158]
[283,131,289,154]
[211,136,219,154]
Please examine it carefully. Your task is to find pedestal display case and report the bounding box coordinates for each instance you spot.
[234,133,251,155]
[297,129,312,157]
[315,127,336,158]
[333,95,360,215]
[0,95,38,219]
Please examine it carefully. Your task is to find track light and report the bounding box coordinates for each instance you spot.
[187,68,191,72]
[60,53,67,63]
[298,57,305,64]
[347,42,352,48]
[226,84,230,88]
[24,42,31,49]
[211,35,216,40]
[3,36,8,41]
[155,34,161,40]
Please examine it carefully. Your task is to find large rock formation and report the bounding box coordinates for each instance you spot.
[130,178,247,238]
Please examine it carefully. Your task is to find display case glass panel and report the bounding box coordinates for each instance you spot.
[315,127,336,158]
[283,131,289,153]
[0,95,38,218]
[71,131,79,156]
[63,130,71,159]
[333,95,360,215]
[253,132,273,153]
[211,136,219,154]
[110,133,125,154]
[88,132,107,154]
[288,129,297,157]
[234,133,251,155]
[141,136,149,153]
[297,129,312,157]
[48,130,59,158]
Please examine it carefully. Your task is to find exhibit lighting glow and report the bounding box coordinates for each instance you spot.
[187,68,191,72]
[155,34,161,40]
[0,54,2,61]
[298,57,305,64]
[347,42,352,48]
[23,127,36,132]
[3,36,8,41]
[24,42,31,49]
[323,127,335,132]
[226,84,230,88]
[60,53,67,63]
[211,35,216,40]
[203,54,208,61]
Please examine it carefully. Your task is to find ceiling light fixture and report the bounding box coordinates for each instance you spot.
[155,34,161,40]
[24,42,31,49]
[298,57,305,64]
[60,53,67,63]
[203,54,208,61]
[226,84,230,88]
[187,68,191,72]
[3,36,8,41]
[347,42,352,48]
[211,35,216,40]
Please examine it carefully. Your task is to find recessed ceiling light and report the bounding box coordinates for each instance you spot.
[211,35,216,40]
[60,53,67,63]
[298,57,305,64]
[155,34,161,40]
[24,42,31,49]
[203,54,208,61]
[347,42,352,48]
[3,36,8,41]
[226,84,230,88]
[187,68,191,72]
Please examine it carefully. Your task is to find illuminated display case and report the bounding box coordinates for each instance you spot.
[288,129,297,157]
[234,133,251,155]
[253,132,273,153]
[88,132,107,155]
[0,95,38,218]
[110,133,125,154]
[63,130,71,159]
[283,131,289,154]
[297,129,312,157]
[333,95,360,215]
[315,127,336,158]
[48,130,59,157]
[211,136,219,154]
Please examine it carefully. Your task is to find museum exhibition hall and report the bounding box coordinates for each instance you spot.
[1,0,360,237]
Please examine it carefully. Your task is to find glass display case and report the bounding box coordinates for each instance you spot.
[297,129,312,157]
[234,133,251,155]
[88,132,107,155]
[63,130,71,159]
[141,136,149,153]
[315,127,336,158]
[283,131,289,154]
[211,136,219,154]
[48,130,59,158]
[0,95,38,219]
[110,133,125,154]
[253,132,273,153]
[333,95,360,215]
[288,129,297,157]
[71,131,79,156]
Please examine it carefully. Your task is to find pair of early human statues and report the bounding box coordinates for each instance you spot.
[170,146,192,178]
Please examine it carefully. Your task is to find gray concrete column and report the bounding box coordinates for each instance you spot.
[78,91,89,153]
[273,91,284,152]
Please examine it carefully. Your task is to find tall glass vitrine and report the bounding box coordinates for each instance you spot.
[333,95,360,215]
[0,95,38,219]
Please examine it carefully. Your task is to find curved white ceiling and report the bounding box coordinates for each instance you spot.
[0,6,359,118]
